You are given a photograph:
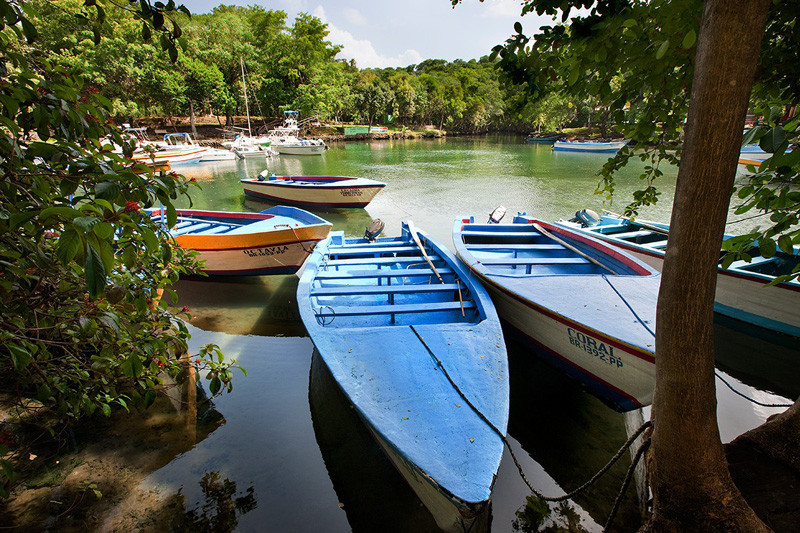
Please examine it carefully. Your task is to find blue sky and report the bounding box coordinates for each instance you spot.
[188,0,556,68]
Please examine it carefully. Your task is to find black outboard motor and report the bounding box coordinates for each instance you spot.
[488,205,507,224]
[364,219,385,242]
[570,208,601,227]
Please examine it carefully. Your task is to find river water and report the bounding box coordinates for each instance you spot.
[145,136,796,532]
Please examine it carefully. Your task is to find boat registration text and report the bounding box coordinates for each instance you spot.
[243,245,289,257]
[340,189,364,197]
[567,328,623,368]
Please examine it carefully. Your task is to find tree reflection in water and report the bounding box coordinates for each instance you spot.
[513,495,588,533]
[170,471,257,532]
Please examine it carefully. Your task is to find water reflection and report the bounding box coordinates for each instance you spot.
[308,351,443,532]
[713,318,800,400]
[169,471,257,532]
[175,276,306,337]
[502,329,644,532]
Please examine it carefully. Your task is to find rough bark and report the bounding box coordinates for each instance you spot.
[642,1,772,531]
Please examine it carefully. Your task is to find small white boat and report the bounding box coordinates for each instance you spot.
[242,173,385,208]
[553,140,628,153]
[274,138,327,155]
[199,148,237,162]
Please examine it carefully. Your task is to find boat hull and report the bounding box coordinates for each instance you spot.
[553,141,626,153]
[471,269,655,411]
[276,145,326,155]
[241,178,384,208]
[175,224,328,276]
[298,228,509,529]
[132,147,207,165]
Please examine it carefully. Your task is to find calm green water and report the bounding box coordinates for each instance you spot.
[141,137,795,532]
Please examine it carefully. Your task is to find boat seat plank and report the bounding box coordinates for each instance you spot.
[461,230,542,238]
[594,224,629,234]
[330,245,419,256]
[315,267,454,280]
[324,256,443,266]
[614,230,657,240]
[462,224,539,232]
[311,283,461,297]
[316,301,475,317]
[478,257,590,265]
[171,223,217,236]
[465,244,562,251]
[647,242,668,249]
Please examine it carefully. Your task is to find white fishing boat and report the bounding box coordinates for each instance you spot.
[453,211,660,411]
[553,140,628,153]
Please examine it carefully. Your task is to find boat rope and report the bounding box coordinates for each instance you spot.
[409,324,652,519]
[603,437,651,532]
[601,274,656,338]
[315,305,335,326]
[714,372,793,408]
[283,224,315,254]
[601,274,792,409]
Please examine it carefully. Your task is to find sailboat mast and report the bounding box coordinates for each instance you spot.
[240,57,252,137]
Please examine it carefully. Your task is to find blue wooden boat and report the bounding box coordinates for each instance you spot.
[453,213,660,411]
[553,140,627,153]
[559,210,800,339]
[298,222,509,532]
[525,135,560,143]
[147,206,331,276]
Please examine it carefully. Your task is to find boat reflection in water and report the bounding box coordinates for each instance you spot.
[308,351,454,532]
[499,330,646,532]
[713,318,800,401]
[175,276,307,337]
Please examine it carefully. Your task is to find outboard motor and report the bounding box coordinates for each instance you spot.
[571,208,601,227]
[364,219,385,242]
[488,205,507,224]
[257,169,269,181]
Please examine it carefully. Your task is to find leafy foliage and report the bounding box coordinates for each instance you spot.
[460,0,800,281]
[0,0,243,497]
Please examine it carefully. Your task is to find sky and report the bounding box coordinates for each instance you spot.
[189,0,557,68]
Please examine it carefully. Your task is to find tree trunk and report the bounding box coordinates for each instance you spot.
[643,1,772,531]
[189,100,197,139]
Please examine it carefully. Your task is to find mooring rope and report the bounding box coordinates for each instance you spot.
[409,324,652,530]
[602,274,656,338]
[601,275,792,409]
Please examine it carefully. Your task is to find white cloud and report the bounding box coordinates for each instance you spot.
[314,6,423,68]
[342,7,367,26]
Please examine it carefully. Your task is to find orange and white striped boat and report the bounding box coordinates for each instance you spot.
[149,206,332,276]
[132,147,207,166]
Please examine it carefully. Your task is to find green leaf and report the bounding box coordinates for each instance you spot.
[57,229,82,264]
[101,403,111,417]
[20,16,37,43]
[9,344,31,369]
[40,206,81,220]
[759,239,776,258]
[656,40,669,59]
[759,125,785,153]
[681,30,696,49]
[209,376,221,395]
[142,21,151,41]
[92,221,114,240]
[85,242,106,296]
[122,352,143,378]
[777,235,794,254]
[622,19,637,27]
[514,21,522,34]
[166,203,177,227]
[144,390,156,408]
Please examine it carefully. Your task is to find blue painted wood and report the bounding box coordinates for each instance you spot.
[453,213,661,411]
[556,213,800,338]
[298,223,509,520]
[314,267,455,280]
